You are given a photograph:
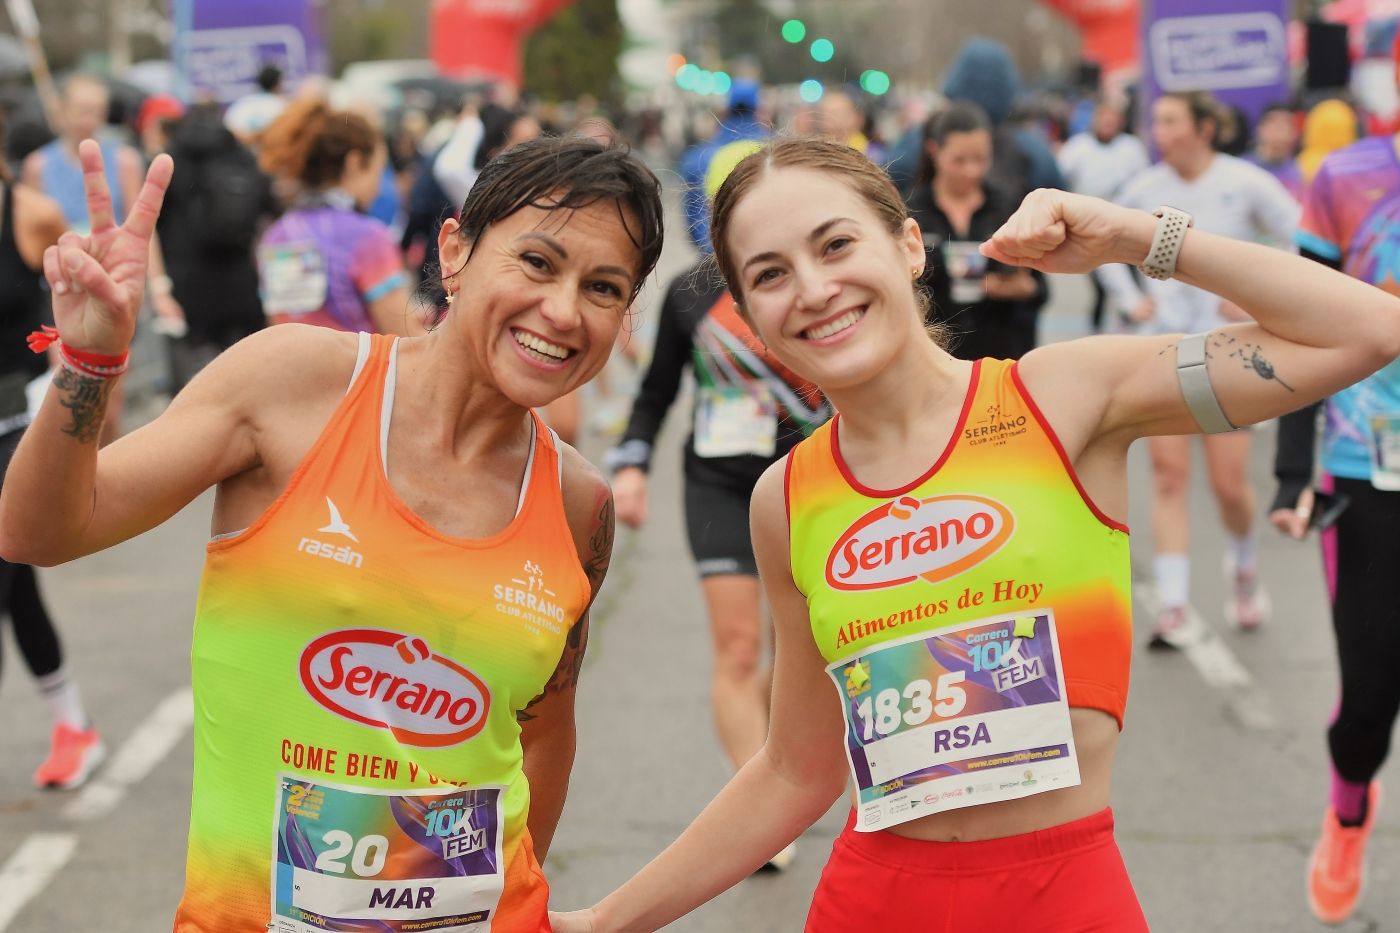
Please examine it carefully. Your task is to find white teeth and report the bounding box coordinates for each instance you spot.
[805,309,864,340]
[513,330,571,361]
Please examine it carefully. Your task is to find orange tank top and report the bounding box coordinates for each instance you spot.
[177,333,590,932]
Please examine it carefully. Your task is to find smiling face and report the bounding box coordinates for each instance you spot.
[723,167,925,391]
[437,195,641,409]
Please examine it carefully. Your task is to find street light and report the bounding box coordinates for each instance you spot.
[799,79,823,103]
[781,19,806,43]
[810,38,834,63]
[859,69,890,95]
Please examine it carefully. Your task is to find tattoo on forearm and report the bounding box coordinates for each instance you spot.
[52,365,113,443]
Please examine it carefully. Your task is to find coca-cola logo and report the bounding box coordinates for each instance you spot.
[825,494,1014,591]
[299,630,491,747]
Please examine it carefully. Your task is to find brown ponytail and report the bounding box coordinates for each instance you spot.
[258,98,378,189]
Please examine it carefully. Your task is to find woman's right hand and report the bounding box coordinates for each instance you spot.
[548,909,598,933]
[42,140,172,354]
[1268,486,1315,540]
[612,466,648,529]
[981,189,1155,276]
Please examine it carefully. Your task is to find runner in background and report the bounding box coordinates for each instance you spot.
[1297,99,1359,187]
[0,118,103,789]
[22,74,142,446]
[1056,97,1148,330]
[1271,110,1400,926]
[1245,103,1303,201]
[1101,91,1298,647]
[551,133,1400,933]
[607,139,830,869]
[3,135,663,932]
[256,98,419,335]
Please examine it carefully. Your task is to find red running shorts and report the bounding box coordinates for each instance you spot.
[805,807,1148,932]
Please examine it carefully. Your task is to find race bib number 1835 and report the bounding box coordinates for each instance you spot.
[828,610,1081,832]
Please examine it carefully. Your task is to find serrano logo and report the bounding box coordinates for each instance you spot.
[825,494,1014,590]
[299,630,491,747]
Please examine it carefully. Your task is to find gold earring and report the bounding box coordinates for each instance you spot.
[445,291,455,306]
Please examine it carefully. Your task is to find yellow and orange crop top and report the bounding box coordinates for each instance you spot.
[786,358,1133,727]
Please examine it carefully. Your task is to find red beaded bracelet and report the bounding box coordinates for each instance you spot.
[26,326,129,378]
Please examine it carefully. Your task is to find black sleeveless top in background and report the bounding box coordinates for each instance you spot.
[0,183,50,421]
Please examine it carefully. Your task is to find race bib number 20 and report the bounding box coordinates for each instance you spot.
[272,776,505,932]
[828,610,1081,832]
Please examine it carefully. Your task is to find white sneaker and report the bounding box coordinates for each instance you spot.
[1224,556,1271,631]
[764,841,797,871]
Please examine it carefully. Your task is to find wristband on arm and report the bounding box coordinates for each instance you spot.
[26,326,129,379]
[1176,332,1236,434]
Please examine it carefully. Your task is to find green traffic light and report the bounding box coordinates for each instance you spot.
[781,19,806,43]
[810,38,834,62]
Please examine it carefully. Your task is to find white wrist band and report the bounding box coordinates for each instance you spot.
[1139,206,1193,281]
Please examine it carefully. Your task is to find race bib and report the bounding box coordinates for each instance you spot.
[693,385,777,458]
[271,776,505,932]
[1368,414,1400,492]
[942,241,987,305]
[260,242,329,317]
[828,610,1081,833]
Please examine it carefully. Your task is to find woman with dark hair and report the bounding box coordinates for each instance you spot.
[4,134,664,932]
[907,102,1046,361]
[257,98,417,335]
[0,118,103,790]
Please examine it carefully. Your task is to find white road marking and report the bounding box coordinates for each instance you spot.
[63,686,194,822]
[1136,584,1276,731]
[0,833,77,930]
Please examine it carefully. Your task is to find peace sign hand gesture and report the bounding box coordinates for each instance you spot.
[41,139,173,355]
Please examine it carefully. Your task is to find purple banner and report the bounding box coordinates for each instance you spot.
[1142,0,1290,130]
[171,0,327,104]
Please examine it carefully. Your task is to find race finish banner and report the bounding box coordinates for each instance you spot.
[171,0,328,104]
[1142,0,1290,129]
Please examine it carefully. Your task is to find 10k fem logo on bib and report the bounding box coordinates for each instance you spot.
[825,494,1015,591]
[299,630,492,747]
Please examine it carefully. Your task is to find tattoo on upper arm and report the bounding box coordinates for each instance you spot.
[1158,334,1295,391]
[52,366,113,444]
[582,490,614,592]
[516,614,590,723]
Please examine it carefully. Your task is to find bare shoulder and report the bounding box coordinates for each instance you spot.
[1014,333,1177,453]
[557,441,613,597]
[176,324,361,428]
[750,456,790,530]
[11,184,65,265]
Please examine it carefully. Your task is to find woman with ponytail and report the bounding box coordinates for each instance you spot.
[256,98,419,335]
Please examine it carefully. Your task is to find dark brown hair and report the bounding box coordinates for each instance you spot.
[1160,91,1234,148]
[450,135,664,304]
[258,98,378,188]
[709,136,945,342]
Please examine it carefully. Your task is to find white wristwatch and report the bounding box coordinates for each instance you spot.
[1138,206,1194,281]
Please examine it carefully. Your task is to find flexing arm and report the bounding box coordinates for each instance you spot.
[518,448,611,860]
[553,460,849,933]
[982,189,1400,441]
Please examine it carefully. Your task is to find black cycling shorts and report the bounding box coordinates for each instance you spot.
[684,473,758,578]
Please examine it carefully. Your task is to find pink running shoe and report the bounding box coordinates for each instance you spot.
[1308,783,1381,925]
[33,723,105,790]
[1224,557,1271,631]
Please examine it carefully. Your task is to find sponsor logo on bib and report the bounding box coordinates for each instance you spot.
[826,494,1014,591]
[299,629,492,747]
